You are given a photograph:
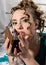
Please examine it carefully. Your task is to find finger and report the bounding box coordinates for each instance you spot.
[19,42,26,53]
[7,44,12,54]
[18,35,25,47]
[19,42,23,52]
[9,56,14,63]
[14,48,17,56]
[7,41,10,48]
[4,37,9,49]
[14,57,17,62]
[18,35,29,49]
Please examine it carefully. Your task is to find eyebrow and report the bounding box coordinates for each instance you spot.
[21,14,30,20]
[21,16,29,20]
[11,19,17,22]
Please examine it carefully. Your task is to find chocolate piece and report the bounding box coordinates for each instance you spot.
[5,27,21,53]
[5,27,13,44]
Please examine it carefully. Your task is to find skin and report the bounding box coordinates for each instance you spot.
[12,9,36,39]
[4,9,40,65]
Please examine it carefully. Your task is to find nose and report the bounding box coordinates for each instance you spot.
[19,23,23,29]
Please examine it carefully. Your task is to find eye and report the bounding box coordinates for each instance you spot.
[12,21,17,25]
[21,18,29,22]
[22,18,29,23]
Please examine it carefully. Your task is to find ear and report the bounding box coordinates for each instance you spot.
[35,19,39,29]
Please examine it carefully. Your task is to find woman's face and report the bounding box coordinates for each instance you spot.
[11,9,36,39]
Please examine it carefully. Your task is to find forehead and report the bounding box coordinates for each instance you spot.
[12,9,34,22]
[12,9,26,19]
[11,9,35,24]
[13,9,25,15]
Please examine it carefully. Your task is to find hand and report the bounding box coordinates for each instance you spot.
[18,34,39,65]
[18,34,34,58]
[4,37,17,55]
[4,37,18,64]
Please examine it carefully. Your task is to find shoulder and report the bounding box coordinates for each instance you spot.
[35,33,46,65]
[40,33,46,48]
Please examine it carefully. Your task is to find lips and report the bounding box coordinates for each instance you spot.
[20,31,26,36]
[21,32,25,36]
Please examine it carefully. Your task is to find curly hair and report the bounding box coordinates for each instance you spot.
[11,0,44,32]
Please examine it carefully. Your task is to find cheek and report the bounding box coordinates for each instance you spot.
[12,24,19,30]
[30,25,36,35]
[23,23,35,31]
[25,23,36,35]
[23,23,30,30]
[23,24,31,33]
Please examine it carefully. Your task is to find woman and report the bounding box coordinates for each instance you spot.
[4,0,46,65]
